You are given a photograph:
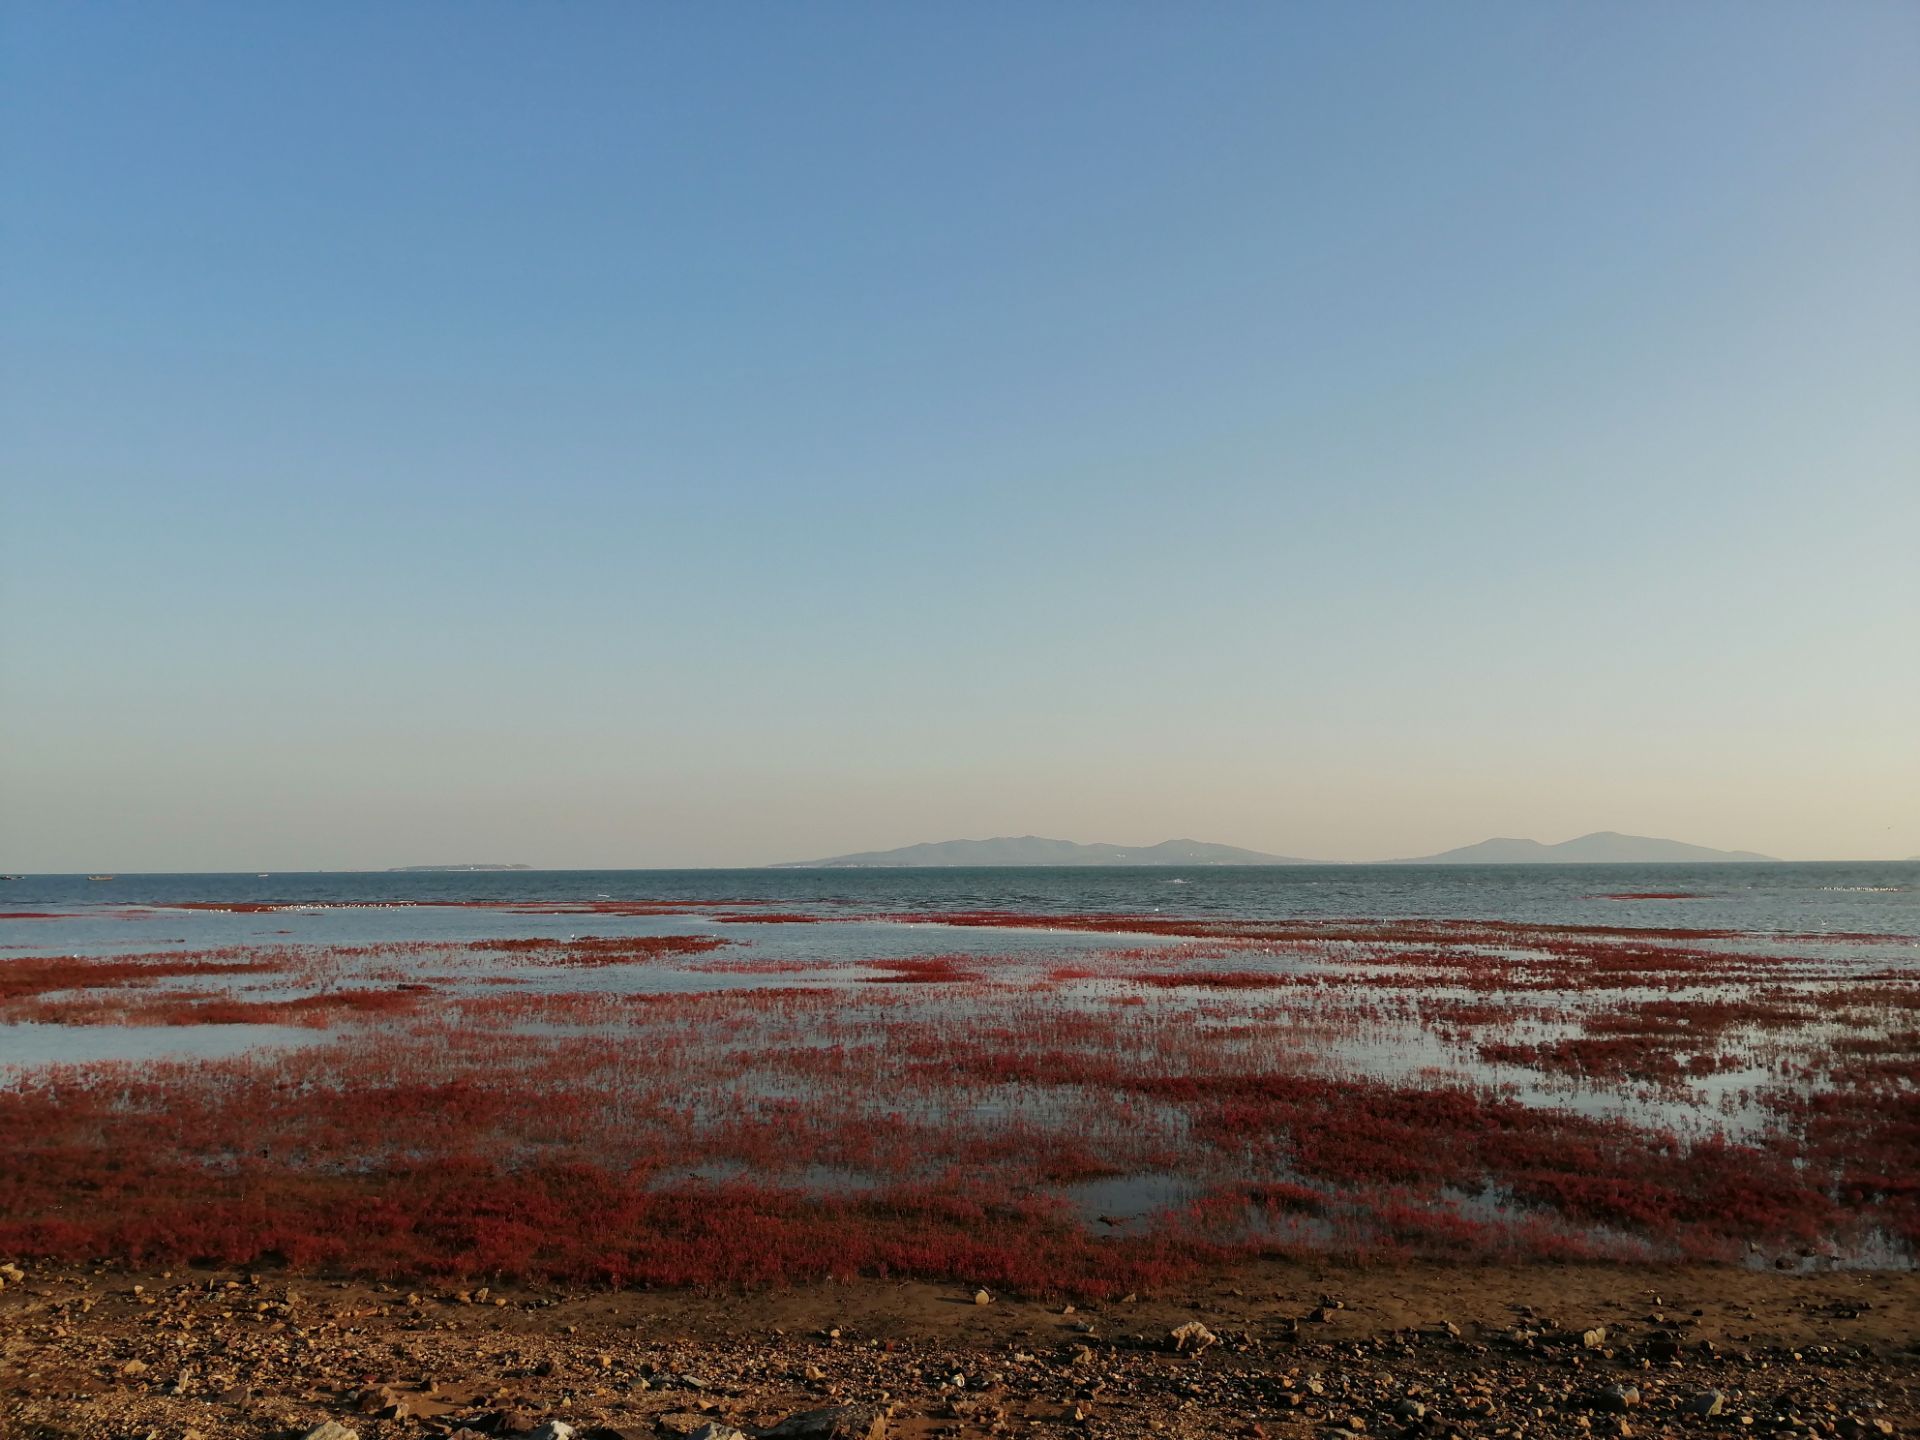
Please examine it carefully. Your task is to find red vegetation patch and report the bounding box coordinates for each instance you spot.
[165,900,481,913]
[863,957,982,984]
[1242,1181,1331,1216]
[1134,971,1306,991]
[135,987,429,1028]
[0,952,281,1004]
[891,908,1907,952]
[164,902,308,914]
[504,899,783,918]
[1,909,1913,1291]
[1477,1037,1742,1086]
[463,935,730,967]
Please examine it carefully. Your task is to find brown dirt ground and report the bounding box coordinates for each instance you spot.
[2,1260,1914,1440]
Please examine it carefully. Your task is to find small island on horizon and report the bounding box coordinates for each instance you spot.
[773,836,1315,868]
[1387,831,1776,864]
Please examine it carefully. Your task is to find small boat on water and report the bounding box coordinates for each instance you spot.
[86,875,115,882]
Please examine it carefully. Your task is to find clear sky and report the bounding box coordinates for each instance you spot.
[3,3,1917,871]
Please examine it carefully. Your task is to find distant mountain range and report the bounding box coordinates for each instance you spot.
[776,830,1780,867]
[1387,831,1774,864]
[775,836,1315,868]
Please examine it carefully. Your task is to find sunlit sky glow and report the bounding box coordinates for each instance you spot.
[3,4,1917,870]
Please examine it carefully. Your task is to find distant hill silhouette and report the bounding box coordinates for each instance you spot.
[1389,831,1774,864]
[776,835,1315,868]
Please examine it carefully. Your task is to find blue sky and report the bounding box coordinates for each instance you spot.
[3,3,1917,869]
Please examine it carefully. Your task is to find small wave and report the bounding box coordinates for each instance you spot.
[1817,886,1906,893]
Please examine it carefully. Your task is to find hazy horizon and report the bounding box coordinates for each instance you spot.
[4,5,1917,873]
[5,827,1918,875]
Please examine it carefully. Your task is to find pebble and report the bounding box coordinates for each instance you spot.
[760,1403,891,1440]
[1689,1391,1728,1418]
[1595,1385,1641,1413]
[1170,1321,1218,1354]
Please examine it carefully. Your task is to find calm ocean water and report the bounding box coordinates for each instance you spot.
[4,861,1916,942]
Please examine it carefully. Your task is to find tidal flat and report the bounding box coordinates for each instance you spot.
[2,886,1915,1288]
[2,877,1917,1437]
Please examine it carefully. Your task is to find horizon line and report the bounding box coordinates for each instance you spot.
[7,857,1919,876]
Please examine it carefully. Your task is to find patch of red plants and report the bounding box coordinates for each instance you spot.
[863,957,982,984]
[0,951,282,1004]
[1476,1037,1741,1086]
[139,987,430,1028]
[463,935,730,967]
[503,899,784,918]
[2,906,1913,1292]
[1133,971,1307,991]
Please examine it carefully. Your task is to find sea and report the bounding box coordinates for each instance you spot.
[3,861,1916,948]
